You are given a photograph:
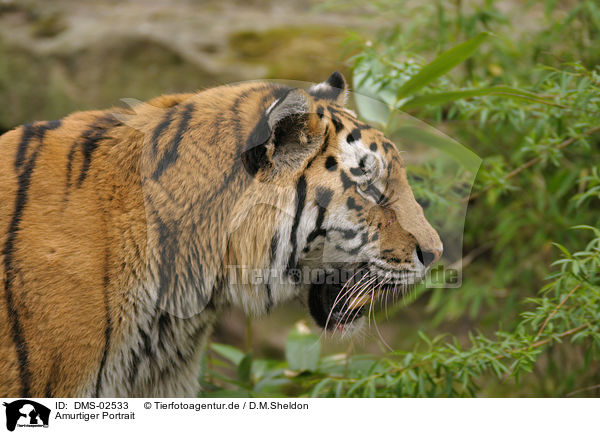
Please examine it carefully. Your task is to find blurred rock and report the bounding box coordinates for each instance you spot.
[0,0,370,130]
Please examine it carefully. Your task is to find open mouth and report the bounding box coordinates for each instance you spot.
[308,268,378,331]
[309,280,365,331]
[308,266,424,331]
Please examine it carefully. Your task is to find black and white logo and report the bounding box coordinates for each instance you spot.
[3,400,50,432]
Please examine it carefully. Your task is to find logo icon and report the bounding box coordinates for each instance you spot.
[3,400,50,432]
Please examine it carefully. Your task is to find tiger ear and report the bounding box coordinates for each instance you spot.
[243,88,322,178]
[308,71,347,105]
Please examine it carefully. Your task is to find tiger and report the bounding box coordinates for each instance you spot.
[0,71,442,397]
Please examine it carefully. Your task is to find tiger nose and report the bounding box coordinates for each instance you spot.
[415,245,442,267]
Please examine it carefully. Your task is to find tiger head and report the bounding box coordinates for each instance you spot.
[237,72,443,333]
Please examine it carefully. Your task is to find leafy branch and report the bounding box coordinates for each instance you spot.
[467,125,600,202]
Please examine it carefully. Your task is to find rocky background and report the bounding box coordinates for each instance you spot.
[0,0,381,132]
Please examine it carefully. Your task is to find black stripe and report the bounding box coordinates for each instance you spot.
[366,184,385,203]
[151,107,176,156]
[14,125,36,167]
[129,314,157,391]
[232,85,271,147]
[140,327,153,357]
[178,319,207,362]
[3,120,60,397]
[326,107,345,133]
[152,103,195,180]
[126,315,153,391]
[148,203,179,311]
[347,232,369,255]
[331,116,344,133]
[155,313,174,360]
[65,115,118,192]
[349,166,365,176]
[157,313,173,355]
[65,144,77,192]
[306,189,332,247]
[270,232,278,265]
[286,175,306,272]
[209,112,224,147]
[340,170,353,190]
[211,85,282,197]
[44,380,52,398]
[327,105,372,130]
[382,141,394,153]
[94,251,112,397]
[265,231,279,313]
[306,209,326,244]
[190,320,207,350]
[316,187,333,208]
[265,284,273,314]
[77,115,120,187]
[347,128,361,143]
[320,125,331,155]
[128,348,140,389]
[391,154,405,168]
[329,227,358,240]
[44,357,60,398]
[347,197,362,211]
[305,126,333,170]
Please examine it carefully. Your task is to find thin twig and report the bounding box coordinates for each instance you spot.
[566,383,600,397]
[528,323,590,349]
[502,285,582,382]
[465,126,600,202]
[533,284,581,342]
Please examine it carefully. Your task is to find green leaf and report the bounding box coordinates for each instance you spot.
[393,123,481,174]
[402,86,557,109]
[346,357,377,376]
[210,343,245,366]
[237,353,253,386]
[347,377,370,396]
[353,90,391,127]
[552,242,572,259]
[310,378,332,397]
[285,322,321,372]
[395,32,491,101]
[418,330,432,346]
